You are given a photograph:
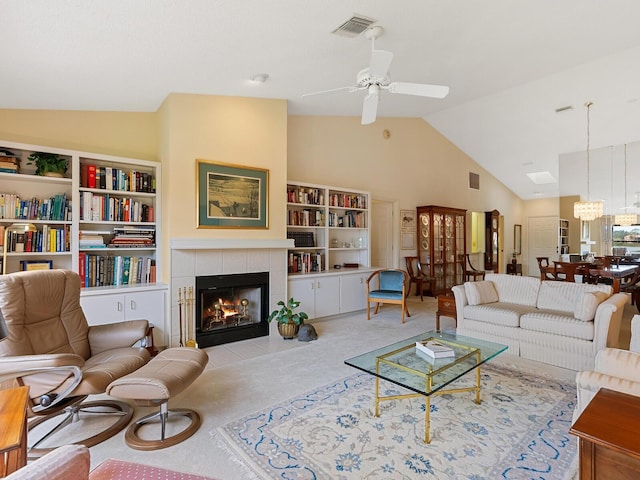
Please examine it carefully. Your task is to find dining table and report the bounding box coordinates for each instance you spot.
[587,264,639,293]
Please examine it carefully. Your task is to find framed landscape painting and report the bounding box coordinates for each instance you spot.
[196,160,269,229]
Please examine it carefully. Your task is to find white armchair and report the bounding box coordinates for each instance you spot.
[574,314,640,421]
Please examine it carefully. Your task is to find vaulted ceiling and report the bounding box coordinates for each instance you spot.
[2,1,640,200]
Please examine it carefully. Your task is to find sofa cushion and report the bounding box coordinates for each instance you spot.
[536,281,612,314]
[485,273,540,306]
[521,311,594,341]
[464,281,498,305]
[574,291,610,322]
[463,302,538,327]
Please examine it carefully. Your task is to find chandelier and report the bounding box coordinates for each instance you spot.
[574,102,604,221]
[614,144,637,226]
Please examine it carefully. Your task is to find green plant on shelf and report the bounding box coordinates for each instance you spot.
[27,152,68,176]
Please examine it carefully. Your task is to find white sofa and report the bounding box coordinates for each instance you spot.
[573,314,640,420]
[451,273,629,371]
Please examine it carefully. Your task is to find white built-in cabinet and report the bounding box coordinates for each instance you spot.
[0,139,166,333]
[80,286,166,327]
[286,181,374,319]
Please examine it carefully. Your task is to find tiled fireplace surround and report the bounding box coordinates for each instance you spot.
[169,238,292,347]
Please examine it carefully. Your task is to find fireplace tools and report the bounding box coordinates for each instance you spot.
[178,286,197,348]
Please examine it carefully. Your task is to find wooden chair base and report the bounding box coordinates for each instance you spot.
[27,399,133,458]
[125,404,202,451]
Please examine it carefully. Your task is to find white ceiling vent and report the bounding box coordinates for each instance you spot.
[331,15,376,37]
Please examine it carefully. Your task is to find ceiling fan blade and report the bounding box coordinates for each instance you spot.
[361,92,379,125]
[387,82,449,98]
[301,85,358,99]
[369,50,394,79]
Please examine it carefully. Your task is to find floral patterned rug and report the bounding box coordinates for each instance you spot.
[217,364,577,479]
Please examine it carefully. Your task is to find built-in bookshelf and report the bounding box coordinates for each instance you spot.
[286,181,370,275]
[0,140,162,289]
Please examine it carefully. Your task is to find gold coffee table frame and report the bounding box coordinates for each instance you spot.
[345,331,507,444]
[376,338,480,443]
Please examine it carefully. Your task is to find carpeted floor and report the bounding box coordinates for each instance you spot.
[217,363,577,479]
[85,296,636,479]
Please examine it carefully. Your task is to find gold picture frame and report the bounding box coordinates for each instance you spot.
[196,159,269,229]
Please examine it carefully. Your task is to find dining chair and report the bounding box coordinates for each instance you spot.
[404,256,435,300]
[463,254,485,282]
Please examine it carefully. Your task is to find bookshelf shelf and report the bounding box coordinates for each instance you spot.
[286,181,370,275]
[0,139,162,290]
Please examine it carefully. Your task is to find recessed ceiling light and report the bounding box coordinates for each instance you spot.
[250,73,269,83]
[526,171,557,185]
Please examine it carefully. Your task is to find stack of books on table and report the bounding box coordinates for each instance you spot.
[415,340,455,359]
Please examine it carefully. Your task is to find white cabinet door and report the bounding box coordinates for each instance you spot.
[314,276,340,318]
[123,290,165,326]
[81,294,126,325]
[288,278,317,317]
[340,273,367,313]
[288,276,340,319]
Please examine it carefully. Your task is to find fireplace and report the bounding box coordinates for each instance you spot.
[195,272,269,347]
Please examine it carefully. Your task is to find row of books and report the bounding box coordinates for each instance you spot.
[288,251,324,274]
[329,193,367,209]
[328,210,366,228]
[78,253,157,287]
[80,192,155,223]
[287,187,324,205]
[2,225,70,253]
[80,164,155,193]
[288,209,324,227]
[78,226,156,249]
[0,193,71,221]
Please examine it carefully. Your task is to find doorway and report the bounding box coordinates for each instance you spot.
[371,200,394,268]
[528,215,559,277]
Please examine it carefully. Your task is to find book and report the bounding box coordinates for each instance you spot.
[415,340,455,359]
[87,164,96,188]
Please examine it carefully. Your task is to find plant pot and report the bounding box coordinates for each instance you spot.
[43,172,64,178]
[277,322,300,340]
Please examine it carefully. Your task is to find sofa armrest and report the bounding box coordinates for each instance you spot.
[0,354,84,374]
[592,293,628,351]
[630,314,640,353]
[451,285,467,328]
[88,319,149,355]
[4,444,90,480]
[594,347,640,381]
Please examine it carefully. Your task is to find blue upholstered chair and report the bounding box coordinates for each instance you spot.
[366,269,410,323]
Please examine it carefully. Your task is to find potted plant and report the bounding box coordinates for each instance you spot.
[26,152,68,177]
[268,297,308,339]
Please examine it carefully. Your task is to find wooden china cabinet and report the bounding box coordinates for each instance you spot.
[416,206,467,295]
[485,209,500,273]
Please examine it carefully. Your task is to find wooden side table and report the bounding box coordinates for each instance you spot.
[0,386,29,477]
[506,263,522,275]
[436,293,457,331]
[570,388,640,479]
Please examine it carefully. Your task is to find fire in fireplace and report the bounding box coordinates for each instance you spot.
[195,272,269,347]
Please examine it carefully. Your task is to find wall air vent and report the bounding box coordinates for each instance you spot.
[331,15,376,37]
[469,172,480,190]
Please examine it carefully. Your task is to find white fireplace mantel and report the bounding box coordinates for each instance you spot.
[170,238,294,250]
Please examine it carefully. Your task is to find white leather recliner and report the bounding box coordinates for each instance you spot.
[573,314,640,421]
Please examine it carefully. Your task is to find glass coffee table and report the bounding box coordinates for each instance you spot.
[345,331,508,443]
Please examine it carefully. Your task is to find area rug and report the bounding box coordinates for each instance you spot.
[216,364,577,479]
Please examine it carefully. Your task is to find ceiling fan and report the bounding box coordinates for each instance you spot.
[302,25,449,125]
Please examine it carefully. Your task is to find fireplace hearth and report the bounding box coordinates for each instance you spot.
[196,272,269,347]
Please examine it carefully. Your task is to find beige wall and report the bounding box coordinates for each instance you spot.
[0,99,535,277]
[158,94,288,242]
[0,109,157,160]
[288,116,524,266]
